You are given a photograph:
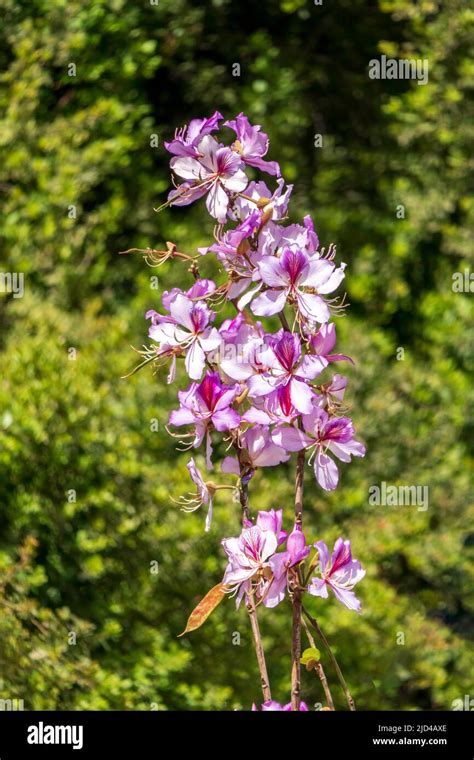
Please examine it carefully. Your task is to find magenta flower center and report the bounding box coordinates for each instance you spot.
[327,543,351,575]
[281,248,307,286]
[197,374,222,410]
[320,417,353,444]
[215,147,239,177]
[274,333,299,372]
[191,303,208,333]
[241,531,265,563]
[277,385,293,416]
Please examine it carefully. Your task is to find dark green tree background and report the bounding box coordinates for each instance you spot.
[0,0,472,709]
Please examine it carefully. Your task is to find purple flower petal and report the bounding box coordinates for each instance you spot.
[314,450,339,491]
[272,425,312,452]
[251,288,288,317]
[212,408,240,431]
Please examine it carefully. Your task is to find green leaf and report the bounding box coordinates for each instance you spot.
[300,647,321,669]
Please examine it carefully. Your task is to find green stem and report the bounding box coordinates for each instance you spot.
[302,604,356,711]
[301,615,335,710]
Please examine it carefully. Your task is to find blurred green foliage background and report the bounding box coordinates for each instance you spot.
[0,0,472,710]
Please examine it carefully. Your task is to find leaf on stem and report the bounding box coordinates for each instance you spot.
[178,583,228,636]
[301,646,321,670]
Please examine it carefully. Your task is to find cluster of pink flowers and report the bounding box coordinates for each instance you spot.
[222,509,365,613]
[151,112,364,490]
[138,113,367,709]
[252,700,309,712]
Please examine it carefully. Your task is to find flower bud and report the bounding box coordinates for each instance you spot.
[287,523,307,562]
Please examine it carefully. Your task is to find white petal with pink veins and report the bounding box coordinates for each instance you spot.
[169,294,195,331]
[296,291,330,323]
[258,257,288,288]
[289,378,315,414]
[228,278,250,300]
[170,156,204,181]
[307,577,329,598]
[314,451,339,491]
[199,327,222,352]
[206,181,229,223]
[222,168,248,193]
[237,282,262,311]
[251,288,288,316]
[246,373,275,398]
[299,258,334,288]
[328,440,366,461]
[300,354,328,379]
[220,357,254,381]
[272,425,312,452]
[168,182,208,207]
[317,263,346,294]
[195,135,221,172]
[253,442,290,467]
[185,340,206,380]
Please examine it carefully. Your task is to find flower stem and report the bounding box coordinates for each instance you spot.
[301,615,335,710]
[236,453,271,703]
[291,587,302,710]
[247,593,272,703]
[278,311,292,333]
[291,449,305,710]
[236,447,250,525]
[294,448,305,527]
[302,604,356,711]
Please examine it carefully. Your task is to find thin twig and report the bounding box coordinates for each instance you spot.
[302,604,356,711]
[301,615,335,710]
[236,449,271,703]
[236,446,250,525]
[291,449,306,710]
[294,449,305,527]
[247,592,272,703]
[291,584,302,710]
[278,310,292,333]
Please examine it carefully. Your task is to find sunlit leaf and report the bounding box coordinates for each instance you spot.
[178,583,227,636]
[301,647,321,669]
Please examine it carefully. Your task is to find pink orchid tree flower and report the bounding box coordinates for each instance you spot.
[266,523,311,608]
[147,294,221,381]
[267,215,319,257]
[168,135,248,222]
[251,247,345,323]
[216,313,267,372]
[221,523,278,608]
[199,211,265,305]
[164,111,223,157]
[199,209,261,261]
[169,371,241,468]
[224,113,281,176]
[304,323,354,375]
[231,178,293,222]
[243,383,301,427]
[252,700,309,711]
[308,538,366,613]
[183,458,214,532]
[161,278,217,310]
[249,508,287,546]
[221,424,290,478]
[315,373,349,411]
[247,331,321,415]
[273,406,365,491]
[221,508,286,608]
[219,334,270,385]
[127,113,367,711]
